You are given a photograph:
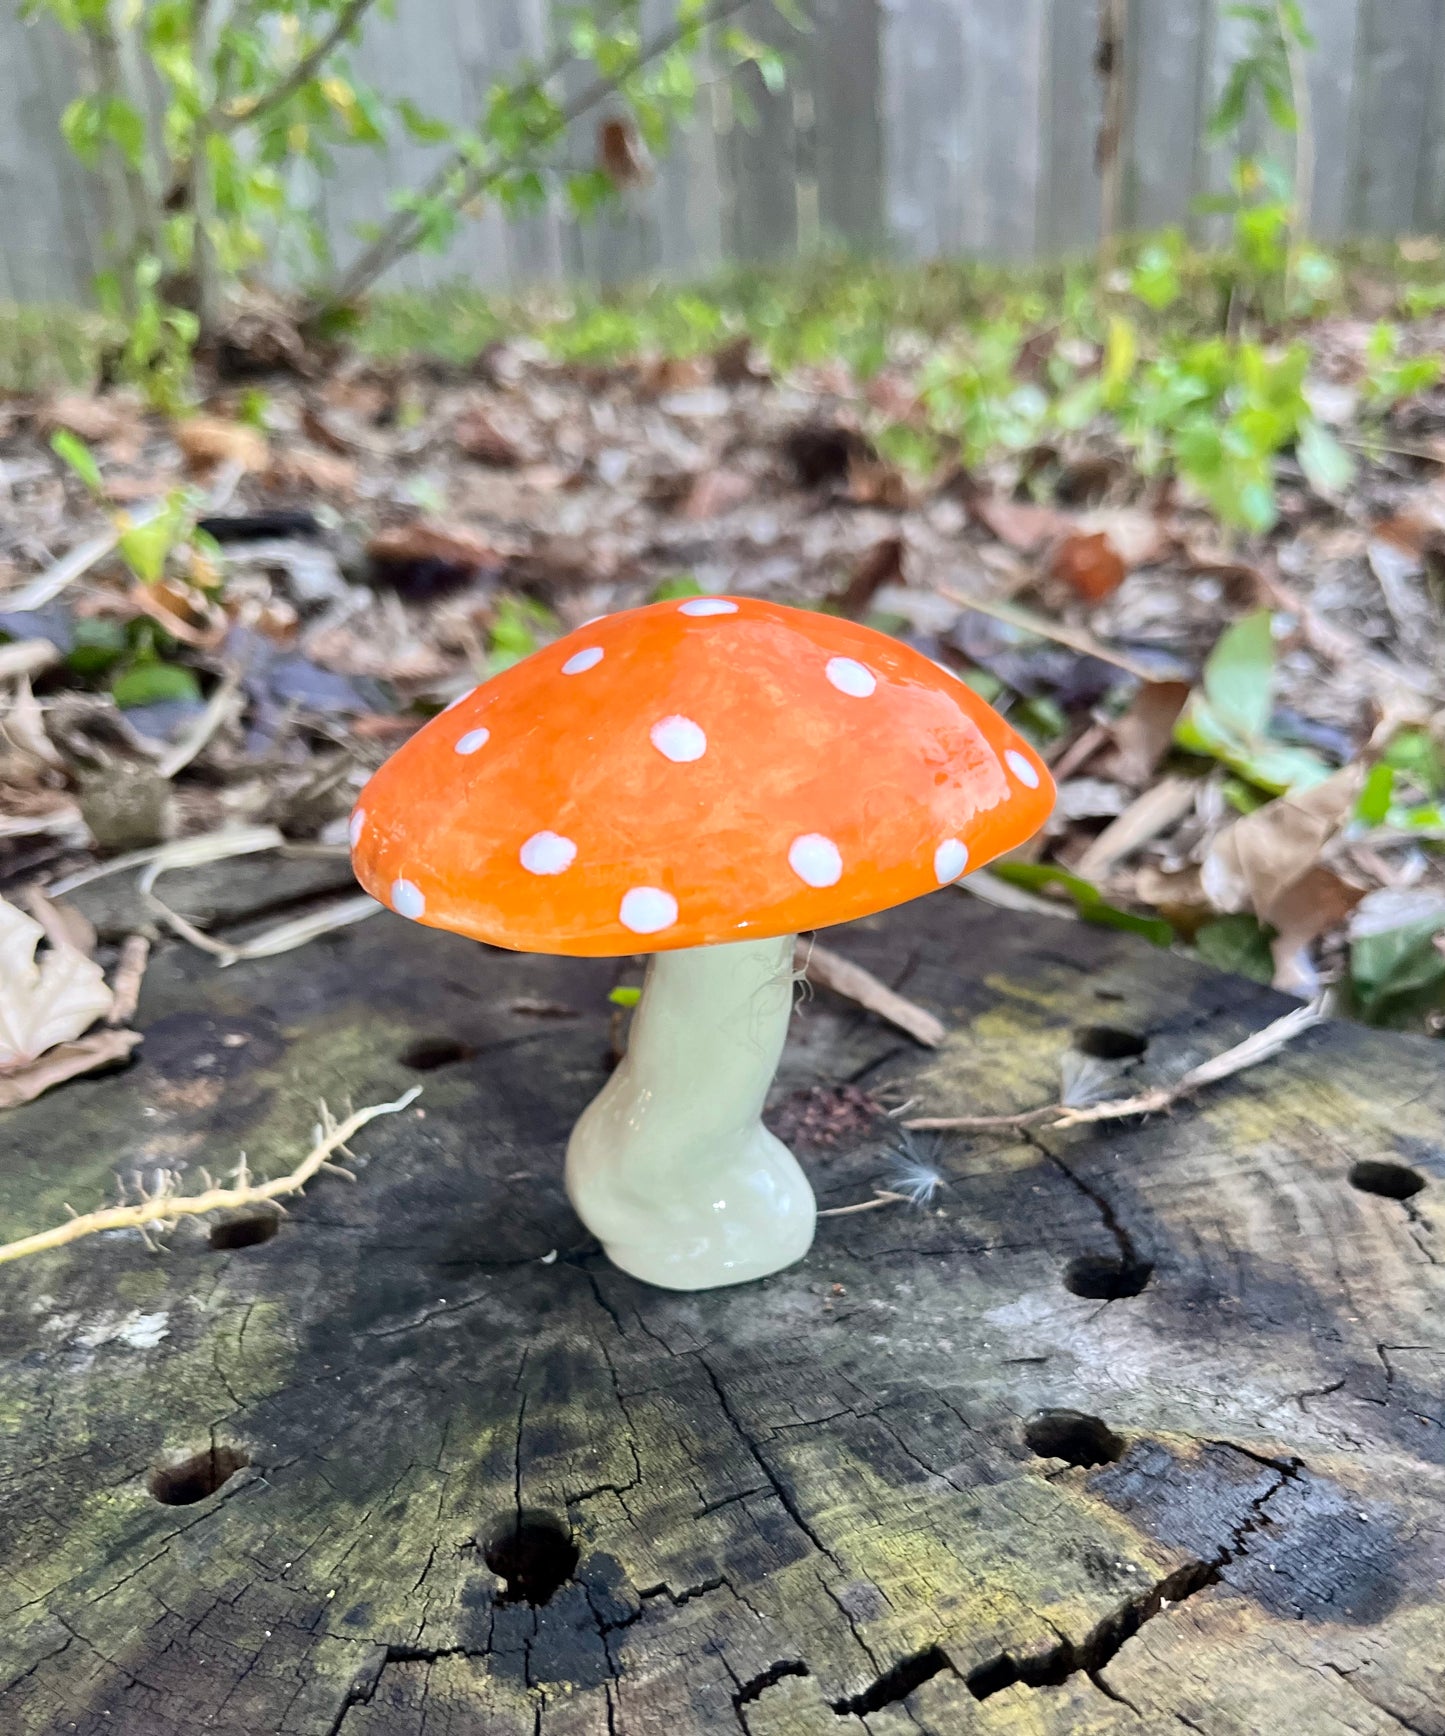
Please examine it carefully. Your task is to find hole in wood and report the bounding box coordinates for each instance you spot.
[1349,1160,1425,1201]
[1072,1025,1147,1060]
[149,1444,250,1506]
[1024,1409,1124,1468]
[483,1510,579,1606]
[1063,1253,1153,1300]
[208,1212,280,1251]
[399,1036,475,1072]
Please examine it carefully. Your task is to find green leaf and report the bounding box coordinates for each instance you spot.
[66,617,128,676]
[1357,763,1395,826]
[1296,420,1355,497]
[1200,610,1276,740]
[608,985,642,1007]
[649,575,703,601]
[1350,916,1445,1026]
[50,429,103,495]
[112,659,201,708]
[989,863,1175,947]
[1383,728,1445,796]
[1195,914,1276,984]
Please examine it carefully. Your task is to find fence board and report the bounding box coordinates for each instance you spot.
[1126,0,1210,233]
[1039,0,1104,256]
[1350,0,1441,235]
[3,0,1445,306]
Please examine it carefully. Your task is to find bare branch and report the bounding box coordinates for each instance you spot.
[316,0,760,313]
[220,0,380,132]
[0,1087,420,1265]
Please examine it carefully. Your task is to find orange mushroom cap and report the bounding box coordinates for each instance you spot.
[350,596,1055,957]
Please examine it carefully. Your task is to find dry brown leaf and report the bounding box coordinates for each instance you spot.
[1202,766,1364,924]
[175,415,269,474]
[0,1029,142,1110]
[270,448,359,495]
[42,394,137,443]
[453,407,527,468]
[1269,867,1364,997]
[23,889,96,958]
[832,536,905,618]
[968,492,1070,554]
[846,458,910,509]
[0,896,114,1067]
[680,468,752,520]
[367,520,497,574]
[1105,680,1191,786]
[107,935,150,1026]
[1074,776,1198,882]
[1050,530,1126,602]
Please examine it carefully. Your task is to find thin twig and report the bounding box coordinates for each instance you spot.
[317,0,758,311]
[906,1002,1325,1132]
[221,0,379,131]
[798,941,944,1047]
[817,1190,909,1218]
[156,667,244,779]
[106,936,151,1026]
[0,1088,420,1265]
[933,585,1164,682]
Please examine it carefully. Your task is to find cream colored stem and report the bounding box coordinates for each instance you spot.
[565,934,815,1290]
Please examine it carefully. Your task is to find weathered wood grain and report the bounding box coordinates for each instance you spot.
[2,886,1444,1734]
[8,0,1445,305]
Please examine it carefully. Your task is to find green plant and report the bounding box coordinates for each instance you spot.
[1200,1,1336,319]
[1359,323,1442,414]
[51,429,215,589]
[1174,610,1332,794]
[24,0,788,398]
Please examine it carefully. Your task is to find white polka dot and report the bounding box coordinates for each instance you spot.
[443,688,476,712]
[678,597,738,617]
[649,715,707,762]
[348,809,365,848]
[788,834,843,888]
[934,839,969,883]
[620,886,678,934]
[455,728,490,755]
[562,646,604,675]
[391,879,425,920]
[826,656,876,698]
[1005,749,1041,789]
[520,831,577,875]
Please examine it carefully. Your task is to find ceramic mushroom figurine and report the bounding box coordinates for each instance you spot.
[350,596,1054,1290]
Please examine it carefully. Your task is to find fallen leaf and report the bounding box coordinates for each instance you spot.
[831,536,904,618]
[0,1029,142,1110]
[175,415,269,474]
[680,468,752,520]
[969,492,1070,554]
[269,448,358,495]
[1202,766,1364,928]
[367,521,500,599]
[1106,681,1191,786]
[1269,866,1363,996]
[42,394,136,443]
[1074,776,1198,882]
[846,458,910,510]
[1050,529,1126,602]
[453,406,527,468]
[0,896,114,1067]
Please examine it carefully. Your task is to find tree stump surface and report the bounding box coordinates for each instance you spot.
[3,885,1444,1736]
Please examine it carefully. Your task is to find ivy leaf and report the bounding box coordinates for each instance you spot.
[608,985,642,1007]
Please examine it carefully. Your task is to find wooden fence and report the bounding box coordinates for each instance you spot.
[3,0,1444,305]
